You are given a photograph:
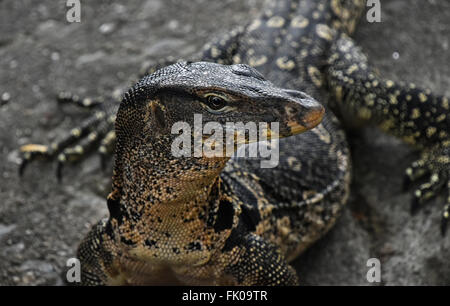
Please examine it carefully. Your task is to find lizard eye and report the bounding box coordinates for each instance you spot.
[205,95,227,111]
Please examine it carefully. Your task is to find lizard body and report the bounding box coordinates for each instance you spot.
[20,0,449,285]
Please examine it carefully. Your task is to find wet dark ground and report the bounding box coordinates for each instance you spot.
[0,0,449,285]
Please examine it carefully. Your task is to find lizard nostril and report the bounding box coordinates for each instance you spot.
[286,105,299,116]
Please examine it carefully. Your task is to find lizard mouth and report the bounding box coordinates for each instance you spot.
[287,106,325,134]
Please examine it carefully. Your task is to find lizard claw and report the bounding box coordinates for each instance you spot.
[402,175,412,192]
[403,157,429,191]
[410,195,420,215]
[405,143,449,235]
[18,144,52,176]
[409,172,443,214]
[56,155,64,182]
[18,158,28,177]
[442,204,449,237]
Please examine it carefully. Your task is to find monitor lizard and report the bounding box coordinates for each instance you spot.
[19,0,449,285]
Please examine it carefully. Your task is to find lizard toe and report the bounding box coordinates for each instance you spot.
[410,172,445,215]
[403,157,430,191]
[441,176,450,236]
[19,144,52,176]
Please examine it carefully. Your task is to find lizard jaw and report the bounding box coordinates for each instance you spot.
[286,105,325,135]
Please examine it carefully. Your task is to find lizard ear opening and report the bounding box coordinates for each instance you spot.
[149,100,167,130]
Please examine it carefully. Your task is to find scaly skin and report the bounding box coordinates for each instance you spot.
[78,62,325,285]
[20,0,449,285]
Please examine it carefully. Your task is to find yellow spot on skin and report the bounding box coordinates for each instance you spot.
[332,20,342,30]
[88,133,97,141]
[71,128,81,137]
[232,54,241,64]
[389,94,398,105]
[95,111,105,119]
[364,93,376,106]
[406,95,412,101]
[210,47,220,58]
[418,93,428,103]
[335,86,343,102]
[346,64,358,75]
[291,16,309,28]
[411,108,420,119]
[311,124,331,144]
[264,9,273,18]
[431,174,439,183]
[247,19,261,32]
[358,107,372,120]
[20,144,48,153]
[380,119,395,131]
[436,114,446,122]
[442,97,449,110]
[402,135,416,145]
[426,127,437,138]
[248,55,267,67]
[82,98,92,106]
[290,41,299,48]
[287,157,301,171]
[385,80,394,88]
[437,156,450,164]
[267,16,285,28]
[316,24,333,41]
[276,57,295,70]
[307,65,322,87]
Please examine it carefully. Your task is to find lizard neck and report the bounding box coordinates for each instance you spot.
[107,134,235,256]
[119,134,230,205]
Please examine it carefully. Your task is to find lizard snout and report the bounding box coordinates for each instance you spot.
[301,103,325,129]
[282,90,325,134]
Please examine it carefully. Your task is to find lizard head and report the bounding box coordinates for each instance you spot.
[109,61,324,206]
[118,61,324,144]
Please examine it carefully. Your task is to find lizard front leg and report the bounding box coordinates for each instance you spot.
[221,233,299,285]
[76,219,118,286]
[326,34,450,233]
